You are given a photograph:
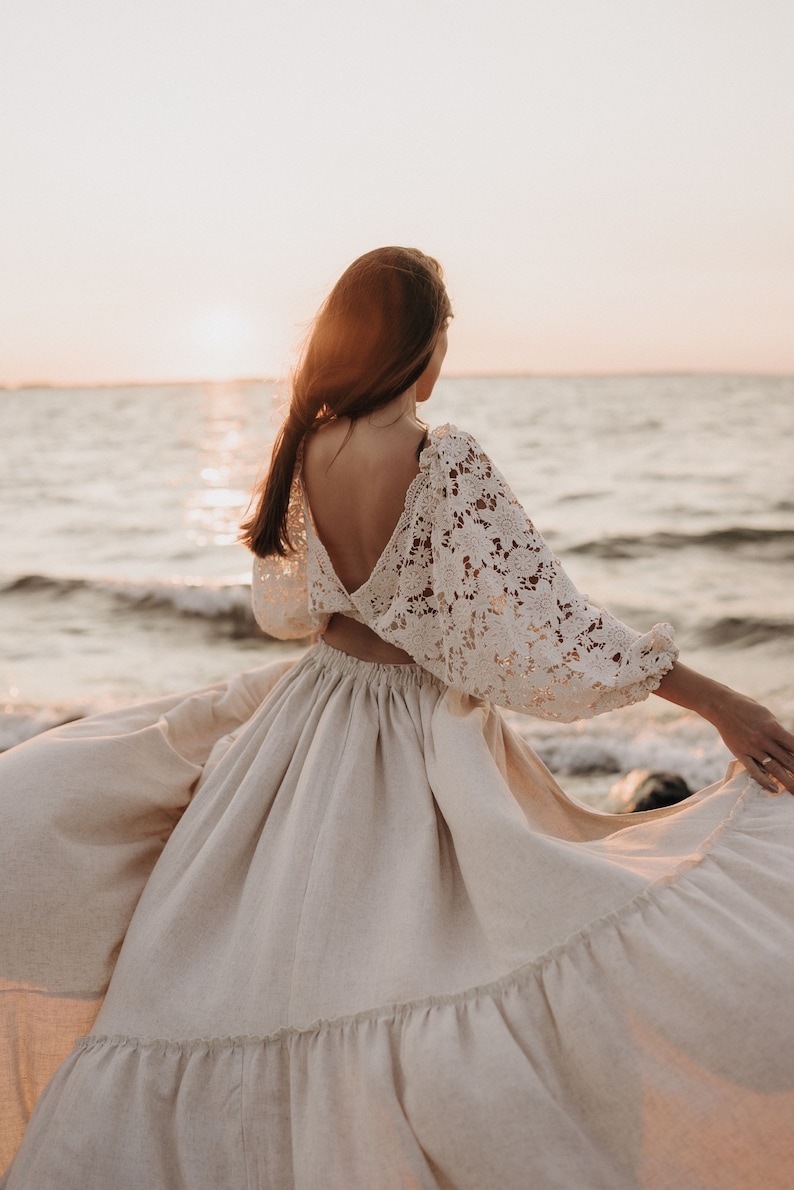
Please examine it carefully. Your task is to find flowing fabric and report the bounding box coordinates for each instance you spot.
[1,425,793,1188]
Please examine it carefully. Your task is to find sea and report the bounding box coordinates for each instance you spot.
[1,375,792,802]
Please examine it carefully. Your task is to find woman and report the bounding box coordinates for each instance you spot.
[2,247,793,1188]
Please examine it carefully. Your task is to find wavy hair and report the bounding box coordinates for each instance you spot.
[240,247,452,557]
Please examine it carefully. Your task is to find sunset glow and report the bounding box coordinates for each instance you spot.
[1,0,793,384]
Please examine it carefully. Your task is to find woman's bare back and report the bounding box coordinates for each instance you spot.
[302,414,427,663]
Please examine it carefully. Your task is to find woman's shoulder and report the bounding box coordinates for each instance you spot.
[427,423,469,447]
[422,426,504,492]
[423,424,489,465]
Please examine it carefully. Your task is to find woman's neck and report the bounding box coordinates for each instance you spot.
[365,384,423,431]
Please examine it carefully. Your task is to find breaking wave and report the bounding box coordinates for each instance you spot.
[0,573,266,640]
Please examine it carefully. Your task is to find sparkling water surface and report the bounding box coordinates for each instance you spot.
[2,375,792,792]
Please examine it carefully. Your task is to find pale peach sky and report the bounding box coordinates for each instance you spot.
[1,0,793,385]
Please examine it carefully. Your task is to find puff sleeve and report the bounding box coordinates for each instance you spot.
[376,429,678,720]
[250,474,328,640]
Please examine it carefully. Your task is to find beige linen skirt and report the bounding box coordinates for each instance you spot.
[1,640,793,1188]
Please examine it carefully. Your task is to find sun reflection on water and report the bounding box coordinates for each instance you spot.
[186,382,272,549]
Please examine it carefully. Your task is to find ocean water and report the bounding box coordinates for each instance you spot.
[1,375,792,798]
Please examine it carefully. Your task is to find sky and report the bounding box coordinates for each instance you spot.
[1,0,793,385]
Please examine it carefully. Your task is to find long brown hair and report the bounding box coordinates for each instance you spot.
[240,246,452,557]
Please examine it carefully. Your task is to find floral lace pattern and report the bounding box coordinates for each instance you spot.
[251,468,327,640]
[252,426,678,719]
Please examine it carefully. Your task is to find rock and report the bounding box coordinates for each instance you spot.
[605,768,693,814]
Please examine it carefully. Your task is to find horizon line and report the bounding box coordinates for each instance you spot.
[3,366,794,392]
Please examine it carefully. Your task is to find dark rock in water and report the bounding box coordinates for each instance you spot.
[605,769,693,814]
[627,771,693,812]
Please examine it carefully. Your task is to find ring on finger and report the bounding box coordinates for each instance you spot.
[759,755,776,768]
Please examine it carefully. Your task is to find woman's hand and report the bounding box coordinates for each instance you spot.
[706,687,794,794]
[654,662,794,794]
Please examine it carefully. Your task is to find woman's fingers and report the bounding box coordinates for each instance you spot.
[751,719,794,794]
[750,752,794,795]
[768,732,794,784]
[746,755,781,793]
[767,759,794,795]
[704,689,794,795]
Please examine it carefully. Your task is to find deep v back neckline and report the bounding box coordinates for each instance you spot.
[298,436,435,601]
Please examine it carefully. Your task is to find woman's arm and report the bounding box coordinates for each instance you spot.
[654,662,794,794]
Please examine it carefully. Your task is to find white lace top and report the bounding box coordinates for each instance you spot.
[252,425,678,721]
